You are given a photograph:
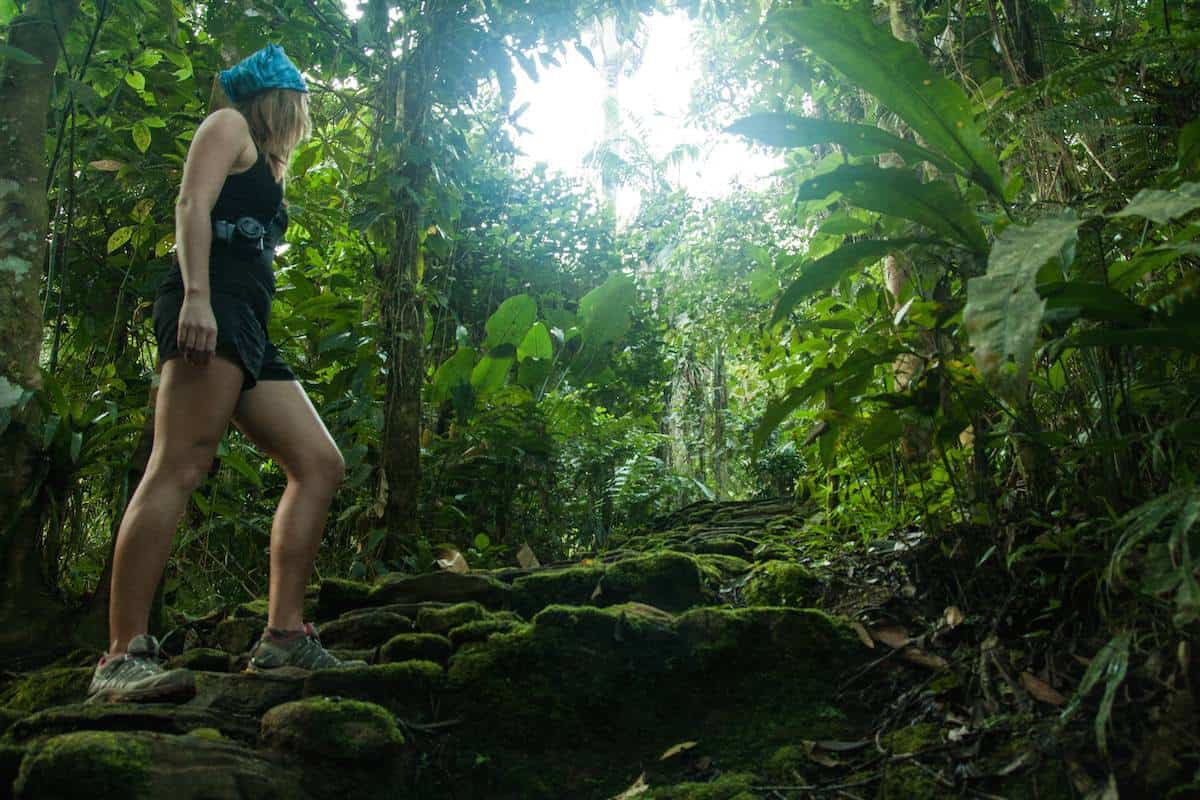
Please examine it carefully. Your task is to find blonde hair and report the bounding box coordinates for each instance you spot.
[209,77,311,182]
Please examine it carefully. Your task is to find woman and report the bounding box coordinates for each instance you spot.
[88,45,362,703]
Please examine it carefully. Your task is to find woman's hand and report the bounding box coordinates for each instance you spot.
[178,293,218,366]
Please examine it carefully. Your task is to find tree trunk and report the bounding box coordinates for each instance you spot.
[0,0,82,660]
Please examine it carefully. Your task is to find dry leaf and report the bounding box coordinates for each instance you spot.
[434,547,469,574]
[89,159,124,171]
[659,741,698,761]
[1020,671,1066,706]
[942,605,965,628]
[851,621,875,649]
[870,624,912,649]
[517,543,541,569]
[901,647,949,671]
[611,773,649,799]
[814,740,869,752]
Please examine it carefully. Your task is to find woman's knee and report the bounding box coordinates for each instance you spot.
[290,445,344,490]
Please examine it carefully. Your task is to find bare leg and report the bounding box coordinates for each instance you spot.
[232,380,344,631]
[108,357,244,655]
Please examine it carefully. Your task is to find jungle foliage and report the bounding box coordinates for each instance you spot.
[0,0,1198,790]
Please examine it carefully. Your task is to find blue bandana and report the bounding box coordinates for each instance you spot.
[219,44,307,103]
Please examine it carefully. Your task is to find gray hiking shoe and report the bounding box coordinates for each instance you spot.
[245,623,367,675]
[86,634,196,704]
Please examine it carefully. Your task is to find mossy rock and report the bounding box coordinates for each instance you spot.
[317,577,374,620]
[189,671,305,717]
[764,744,810,783]
[646,772,758,799]
[370,571,509,608]
[169,647,232,672]
[14,730,305,799]
[879,763,955,800]
[211,618,262,655]
[447,618,519,648]
[416,602,486,635]
[751,541,795,562]
[740,561,820,607]
[510,565,605,617]
[232,597,270,619]
[595,552,712,612]
[318,610,414,648]
[379,633,453,665]
[687,535,758,559]
[0,706,28,736]
[260,697,404,762]
[7,703,259,745]
[0,668,91,713]
[303,661,445,716]
[882,722,941,754]
[692,553,753,580]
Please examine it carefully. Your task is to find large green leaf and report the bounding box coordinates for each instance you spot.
[773,238,927,324]
[795,165,987,253]
[772,4,1004,198]
[470,344,517,397]
[729,112,959,175]
[482,294,537,350]
[964,215,1083,395]
[518,322,553,361]
[1111,181,1200,225]
[578,273,636,345]
[431,348,476,403]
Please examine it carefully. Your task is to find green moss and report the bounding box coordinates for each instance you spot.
[751,542,795,562]
[882,722,940,754]
[260,697,404,761]
[692,553,753,580]
[0,668,91,712]
[0,706,27,735]
[689,536,757,558]
[448,618,519,647]
[510,566,605,617]
[647,772,758,799]
[379,633,453,665]
[186,727,226,741]
[317,577,374,620]
[211,618,262,654]
[764,745,809,783]
[417,602,487,635]
[304,661,445,716]
[879,763,951,799]
[233,597,270,619]
[599,552,712,611]
[169,647,232,672]
[14,731,151,796]
[741,561,820,607]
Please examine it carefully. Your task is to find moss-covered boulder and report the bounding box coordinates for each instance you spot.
[169,647,232,672]
[740,561,820,607]
[316,577,374,620]
[0,669,91,713]
[318,611,414,648]
[595,552,713,611]
[447,618,519,648]
[371,571,509,608]
[14,730,305,799]
[379,633,453,665]
[646,772,758,799]
[211,618,262,655]
[189,671,305,717]
[303,661,445,717]
[260,697,404,762]
[416,602,486,635]
[6,703,259,745]
[510,565,605,616]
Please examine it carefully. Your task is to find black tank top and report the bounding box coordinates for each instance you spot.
[159,144,286,305]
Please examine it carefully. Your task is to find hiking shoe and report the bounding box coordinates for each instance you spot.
[244,623,367,675]
[86,634,196,704]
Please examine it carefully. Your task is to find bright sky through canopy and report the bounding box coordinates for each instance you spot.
[511,11,780,212]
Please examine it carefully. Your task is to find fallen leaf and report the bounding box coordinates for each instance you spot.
[901,647,949,671]
[517,543,541,569]
[814,739,869,752]
[659,741,698,761]
[1020,671,1066,706]
[851,621,874,649]
[942,605,965,628]
[870,624,912,649]
[434,547,469,574]
[611,773,648,799]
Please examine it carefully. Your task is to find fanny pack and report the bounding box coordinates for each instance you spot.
[213,216,277,254]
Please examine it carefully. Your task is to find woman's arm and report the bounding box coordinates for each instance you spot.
[174,108,254,365]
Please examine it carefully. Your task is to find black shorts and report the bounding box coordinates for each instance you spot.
[153,259,295,391]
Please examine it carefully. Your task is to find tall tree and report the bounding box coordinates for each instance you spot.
[0,0,82,656]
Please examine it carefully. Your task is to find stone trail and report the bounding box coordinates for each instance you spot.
[0,500,874,800]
